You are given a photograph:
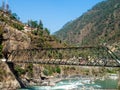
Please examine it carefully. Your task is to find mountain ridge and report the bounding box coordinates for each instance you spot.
[55,0,120,46]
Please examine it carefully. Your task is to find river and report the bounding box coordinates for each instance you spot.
[19,74,118,90]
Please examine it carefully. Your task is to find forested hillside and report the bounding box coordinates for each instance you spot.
[55,0,120,46]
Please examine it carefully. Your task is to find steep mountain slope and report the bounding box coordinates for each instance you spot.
[55,0,120,46]
[0,10,66,89]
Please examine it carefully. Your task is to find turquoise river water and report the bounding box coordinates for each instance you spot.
[19,76,118,90]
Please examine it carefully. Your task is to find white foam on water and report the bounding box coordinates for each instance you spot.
[73,80,84,86]
[81,79,91,84]
[94,85,101,88]
[75,82,84,86]
[59,82,64,84]
[32,86,51,90]
[52,84,78,90]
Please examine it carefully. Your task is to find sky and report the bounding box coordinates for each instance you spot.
[0,0,104,33]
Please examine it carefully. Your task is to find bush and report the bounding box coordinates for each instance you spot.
[43,69,49,76]
[12,23,24,30]
[14,65,26,76]
[26,64,33,77]
[56,66,61,74]
[107,69,116,73]
[32,30,38,35]
[44,66,53,76]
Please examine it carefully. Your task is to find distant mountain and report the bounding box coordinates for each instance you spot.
[55,0,120,46]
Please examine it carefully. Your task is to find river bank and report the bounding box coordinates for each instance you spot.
[19,73,118,90]
[19,73,119,90]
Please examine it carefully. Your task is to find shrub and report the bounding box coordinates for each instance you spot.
[43,65,59,76]
[14,65,26,76]
[56,66,61,74]
[32,30,38,35]
[12,23,24,30]
[26,64,33,77]
[107,69,116,73]
[43,69,49,76]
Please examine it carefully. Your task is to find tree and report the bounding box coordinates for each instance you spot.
[38,20,43,30]
[27,20,38,28]
[11,13,20,20]
[44,28,50,35]
[6,3,9,12]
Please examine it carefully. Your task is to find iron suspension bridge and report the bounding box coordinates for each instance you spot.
[6,46,120,67]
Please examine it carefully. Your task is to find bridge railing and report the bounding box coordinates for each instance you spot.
[7,46,120,67]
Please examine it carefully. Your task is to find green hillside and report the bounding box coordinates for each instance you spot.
[55,0,120,46]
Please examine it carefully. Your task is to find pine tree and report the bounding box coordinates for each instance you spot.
[6,0,9,12]
[38,20,43,30]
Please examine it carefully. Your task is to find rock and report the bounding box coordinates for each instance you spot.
[2,25,31,54]
[49,82,55,86]
[0,62,20,89]
[41,81,49,86]
[29,80,36,86]
[0,82,3,89]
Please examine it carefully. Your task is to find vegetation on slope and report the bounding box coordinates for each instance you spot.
[55,0,120,46]
[0,7,65,81]
[26,19,65,49]
[1,1,119,87]
[0,10,24,30]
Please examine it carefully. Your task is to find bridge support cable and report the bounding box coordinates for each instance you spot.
[104,47,120,66]
[101,47,118,67]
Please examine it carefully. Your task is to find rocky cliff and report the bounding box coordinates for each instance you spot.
[2,25,31,58]
[0,10,65,89]
[0,22,31,89]
[0,62,20,90]
[0,10,32,89]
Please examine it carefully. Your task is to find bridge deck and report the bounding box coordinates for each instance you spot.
[7,46,120,67]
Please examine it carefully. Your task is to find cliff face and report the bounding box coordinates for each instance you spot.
[0,24,31,89]
[0,62,20,90]
[0,11,65,89]
[2,25,31,55]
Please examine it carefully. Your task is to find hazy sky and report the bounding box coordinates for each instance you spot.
[1,0,104,33]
